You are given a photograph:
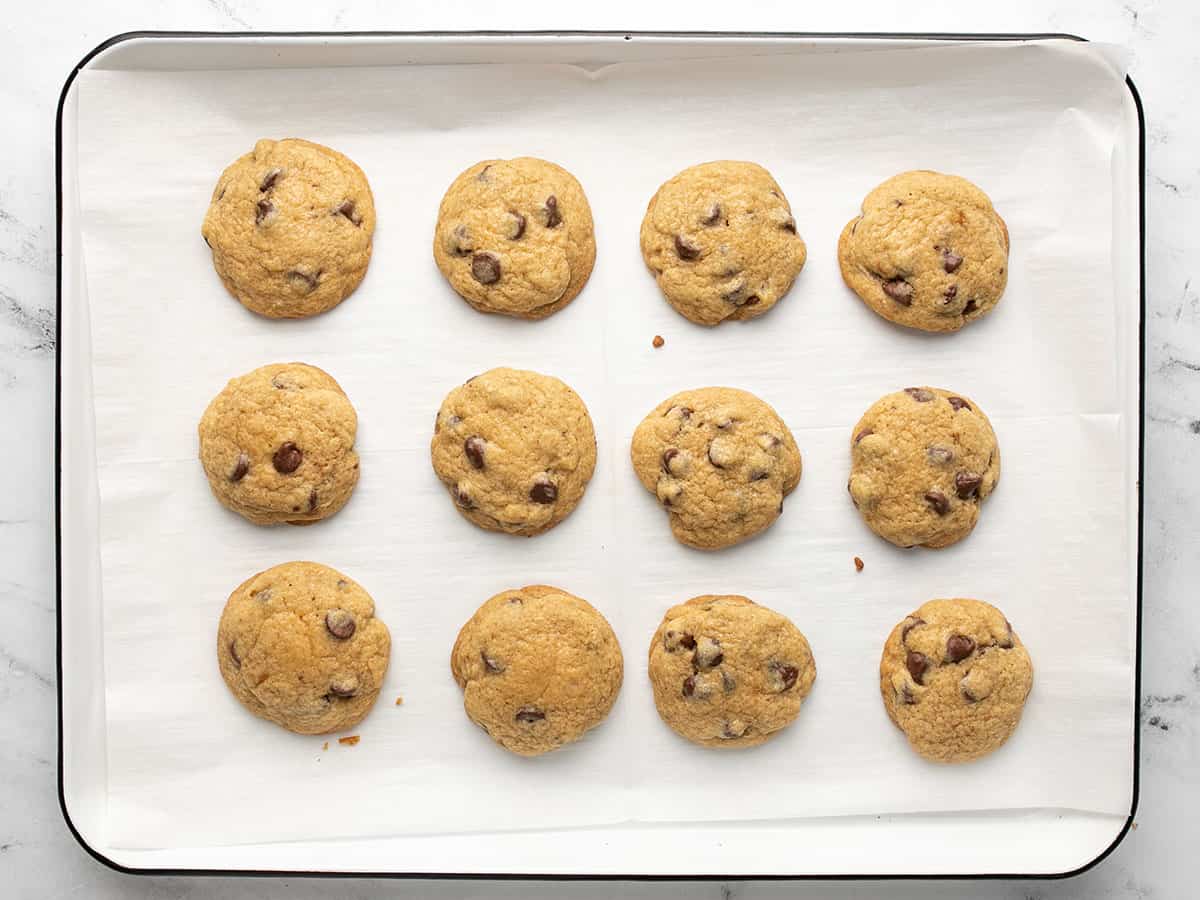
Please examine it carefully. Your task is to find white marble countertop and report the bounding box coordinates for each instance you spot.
[2,1,1195,897]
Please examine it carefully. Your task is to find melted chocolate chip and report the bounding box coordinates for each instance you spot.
[329,675,358,698]
[229,640,241,667]
[771,661,800,692]
[661,448,679,473]
[529,476,557,504]
[255,199,275,225]
[507,211,526,240]
[955,471,983,500]
[464,436,486,469]
[924,490,950,515]
[947,396,972,412]
[515,707,545,723]
[454,484,474,509]
[901,617,926,642]
[481,651,504,674]
[259,167,282,191]
[854,428,874,445]
[882,278,913,305]
[471,251,501,285]
[325,609,356,640]
[946,634,976,662]
[543,195,562,228]
[701,202,722,226]
[906,651,930,684]
[905,387,934,402]
[963,299,978,315]
[230,452,249,482]
[335,199,362,226]
[272,442,302,474]
[682,675,696,697]
[927,446,955,465]
[944,284,958,302]
[674,234,701,260]
[942,250,963,273]
[307,489,318,512]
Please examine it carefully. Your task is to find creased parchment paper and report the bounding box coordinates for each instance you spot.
[75,39,1136,849]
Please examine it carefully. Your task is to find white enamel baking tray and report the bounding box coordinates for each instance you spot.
[56,31,1143,880]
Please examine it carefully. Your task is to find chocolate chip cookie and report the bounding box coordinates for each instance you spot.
[450,585,623,757]
[198,362,359,526]
[639,161,807,326]
[880,598,1033,763]
[202,138,376,318]
[648,595,815,749]
[838,170,1009,332]
[217,561,391,735]
[848,387,999,549]
[433,157,596,319]
[431,367,596,537]
[630,387,801,550]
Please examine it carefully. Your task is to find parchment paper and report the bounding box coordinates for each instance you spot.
[75,39,1137,850]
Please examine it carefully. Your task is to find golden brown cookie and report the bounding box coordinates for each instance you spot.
[838,170,1008,332]
[202,138,376,318]
[848,387,999,549]
[433,157,596,319]
[217,562,391,735]
[640,161,807,326]
[198,362,359,526]
[630,387,801,550]
[648,595,815,749]
[450,585,623,757]
[431,367,596,537]
[880,598,1033,763]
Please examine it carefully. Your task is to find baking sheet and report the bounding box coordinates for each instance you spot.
[75,39,1135,850]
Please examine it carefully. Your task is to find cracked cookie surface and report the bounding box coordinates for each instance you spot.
[202,138,376,318]
[880,598,1033,763]
[648,595,815,749]
[848,386,999,549]
[431,367,596,537]
[433,157,596,319]
[640,161,807,326]
[198,362,360,526]
[450,585,623,757]
[217,561,391,735]
[838,170,1008,333]
[631,386,801,550]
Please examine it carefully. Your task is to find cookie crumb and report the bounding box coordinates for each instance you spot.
[854,556,864,572]
[394,696,404,706]
[337,735,361,747]
[322,741,329,751]
[652,335,665,348]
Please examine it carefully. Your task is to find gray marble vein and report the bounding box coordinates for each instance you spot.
[1,0,1196,897]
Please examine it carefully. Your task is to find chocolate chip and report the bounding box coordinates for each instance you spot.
[882,278,913,305]
[707,436,736,469]
[230,452,249,482]
[770,661,800,692]
[961,680,982,703]
[924,490,950,515]
[900,685,917,705]
[477,164,492,182]
[927,446,955,465]
[661,448,679,473]
[720,720,748,739]
[464,436,486,469]
[325,609,356,639]
[471,251,501,285]
[515,707,545,723]
[701,202,722,225]
[507,595,523,605]
[947,396,972,412]
[454,484,474,508]
[253,588,271,603]
[307,488,318,512]
[664,630,696,652]
[666,405,692,421]
[854,428,874,445]
[286,269,320,293]
[657,479,682,507]
[335,199,362,226]
[450,224,473,256]
[259,167,282,191]
[906,651,929,684]
[963,299,978,315]
[229,640,241,667]
[481,651,504,674]
[780,216,797,234]
[905,387,934,402]
[955,471,983,500]
[748,468,769,482]
[272,442,302,474]
[337,579,348,589]
[944,284,958,302]
[254,198,277,227]
[682,675,696,697]
[674,234,701,260]
[942,250,963,273]
[529,476,557,504]
[757,433,782,451]
[743,295,761,306]
[507,211,526,240]
[901,617,926,642]
[722,278,749,305]
[329,675,358,698]
[543,195,561,228]
[946,634,975,662]
[716,418,734,430]
[1001,619,1015,649]
[694,637,723,669]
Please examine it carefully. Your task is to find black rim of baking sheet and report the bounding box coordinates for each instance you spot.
[54,29,1146,882]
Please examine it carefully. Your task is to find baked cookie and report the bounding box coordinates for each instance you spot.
[880,598,1033,763]
[848,387,999,549]
[217,561,391,735]
[630,387,801,550]
[433,157,596,319]
[201,138,376,318]
[431,367,596,537]
[450,585,623,757]
[838,170,1008,332]
[648,595,815,749]
[639,161,807,326]
[199,362,359,526]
